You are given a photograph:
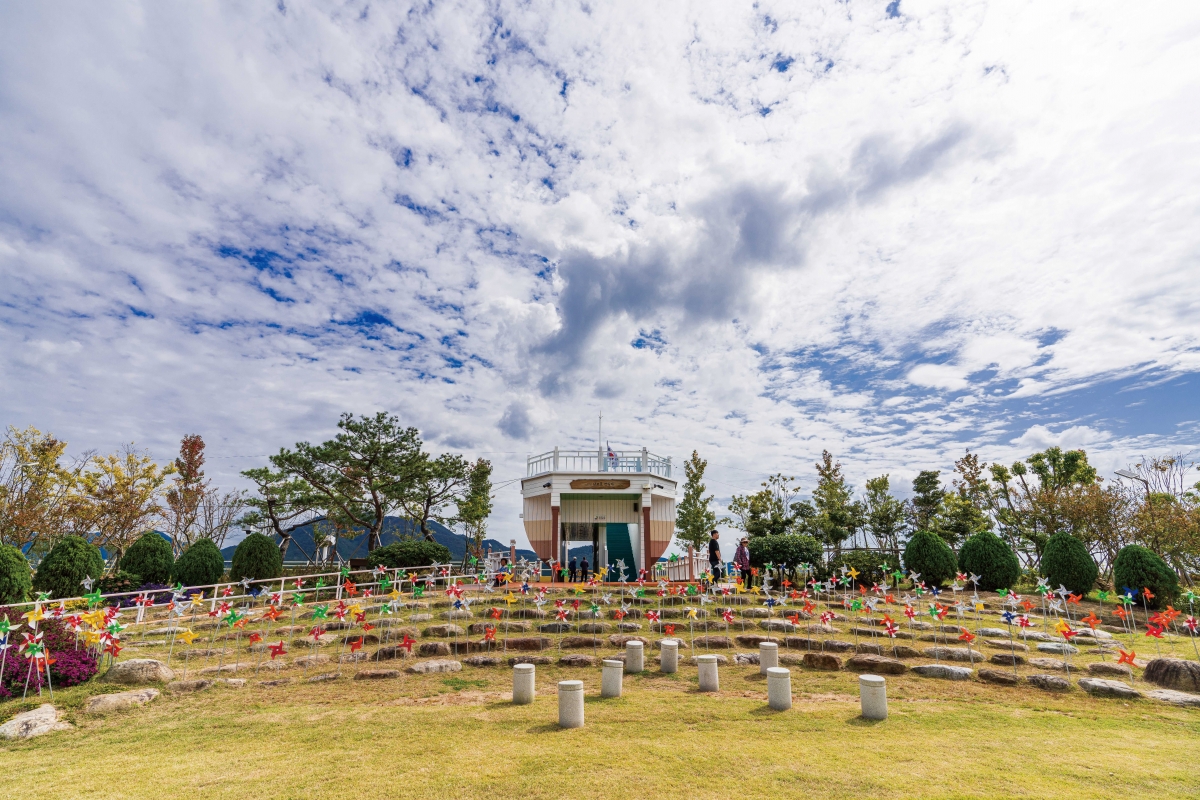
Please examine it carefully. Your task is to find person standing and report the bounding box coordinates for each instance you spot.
[568,556,578,583]
[708,530,723,582]
[734,537,752,590]
[580,556,590,582]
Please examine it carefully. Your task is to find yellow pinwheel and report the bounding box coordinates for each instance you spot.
[177,629,198,645]
[504,592,518,606]
[686,608,698,620]
[846,567,860,581]
[388,588,401,602]
[23,606,45,624]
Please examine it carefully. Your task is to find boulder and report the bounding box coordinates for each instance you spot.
[853,627,911,639]
[341,633,381,646]
[1036,643,1079,655]
[293,634,337,647]
[510,608,547,619]
[759,620,795,632]
[923,647,983,663]
[909,621,935,631]
[688,654,728,665]
[504,637,552,652]
[855,643,883,656]
[539,623,574,634]
[259,678,291,687]
[1027,658,1068,672]
[1027,674,1070,692]
[167,679,214,693]
[339,652,372,663]
[844,654,907,675]
[559,654,598,667]
[692,636,732,648]
[978,669,1021,686]
[1021,631,1056,642]
[985,639,1029,652]
[0,705,69,739]
[977,628,1010,638]
[608,635,650,648]
[446,610,473,620]
[912,664,973,681]
[408,613,434,623]
[467,621,530,635]
[353,669,401,680]
[1087,662,1133,678]
[294,654,331,667]
[578,623,609,634]
[198,664,242,675]
[735,634,780,647]
[740,608,770,618]
[882,645,922,659]
[463,655,503,667]
[308,672,340,683]
[616,622,642,632]
[418,642,451,657]
[1143,658,1200,692]
[406,659,462,674]
[801,624,837,635]
[1078,678,1141,699]
[560,636,603,649]
[990,653,1025,666]
[104,658,176,685]
[508,655,552,666]
[424,624,465,637]
[777,653,807,667]
[801,652,842,671]
[734,653,760,665]
[1146,689,1200,707]
[372,645,411,661]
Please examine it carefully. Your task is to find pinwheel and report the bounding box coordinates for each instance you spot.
[722,609,735,624]
[400,634,415,653]
[1081,612,1101,630]
[647,610,661,623]
[664,624,676,637]
[1184,615,1200,659]
[1145,623,1164,639]
[555,608,570,622]
[958,630,976,643]
[221,586,234,598]
[613,608,627,622]
[178,629,198,645]
[310,626,325,642]
[484,626,497,642]
[883,621,899,638]
[1117,649,1136,666]
[350,637,364,653]
[489,607,503,620]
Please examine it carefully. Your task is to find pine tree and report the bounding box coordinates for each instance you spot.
[674,451,717,551]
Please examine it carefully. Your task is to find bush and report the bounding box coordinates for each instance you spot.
[367,540,452,570]
[957,531,1022,592]
[32,535,105,599]
[96,570,142,597]
[0,608,99,693]
[747,534,823,574]
[903,530,958,587]
[230,533,283,583]
[1113,545,1178,610]
[118,531,174,585]
[1041,532,1098,596]
[825,550,900,587]
[171,539,226,587]
[0,544,31,604]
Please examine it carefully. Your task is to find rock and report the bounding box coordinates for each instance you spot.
[560,636,603,648]
[990,653,1025,666]
[917,634,943,643]
[578,623,609,634]
[259,678,292,687]
[977,628,1010,638]
[197,664,242,675]
[371,645,410,661]
[1087,662,1133,678]
[778,653,807,666]
[467,621,530,634]
[608,634,650,647]
[978,669,1021,686]
[692,636,732,648]
[912,664,973,681]
[446,610,473,620]
[735,634,780,647]
[146,627,186,636]
[852,627,911,639]
[294,654,331,667]
[802,652,842,671]
[0,705,69,739]
[939,624,966,634]
[759,619,795,632]
[883,646,922,659]
[339,652,372,663]
[1027,674,1070,692]
[167,679,213,693]
[1021,631,1056,642]
[354,669,401,680]
[1026,658,1068,672]
[504,637,552,651]
[923,647,984,663]
[220,678,247,688]
[855,643,883,656]
[510,608,547,619]
[104,658,176,685]
[1079,678,1141,699]
[559,654,598,667]
[740,608,770,618]
[734,653,760,665]
[985,639,1029,652]
[418,642,451,657]
[1090,629,1114,639]
[308,672,340,683]
[538,622,573,634]
[408,613,434,623]
[688,654,728,665]
[508,656,552,666]
[341,633,381,646]
[1143,658,1200,692]
[463,655,503,667]
[424,624,465,637]
[1037,643,1079,655]
[910,621,935,631]
[1146,689,1200,707]
[616,622,642,632]
[801,624,837,635]
[844,654,907,675]
[293,634,337,647]
[406,659,462,674]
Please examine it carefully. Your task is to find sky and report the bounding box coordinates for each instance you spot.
[2,1,1199,551]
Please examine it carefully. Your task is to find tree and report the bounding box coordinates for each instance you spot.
[162,434,206,552]
[938,452,993,547]
[118,531,175,585]
[0,543,31,604]
[903,529,957,587]
[171,538,225,587]
[909,470,945,533]
[863,475,906,559]
[0,426,81,552]
[957,530,1021,592]
[270,412,424,551]
[229,532,284,582]
[812,451,863,553]
[32,535,105,599]
[1117,455,1200,582]
[241,467,319,562]
[675,451,717,551]
[195,488,246,549]
[399,453,470,541]
[74,444,172,562]
[456,458,494,565]
[724,474,801,538]
[1041,532,1099,596]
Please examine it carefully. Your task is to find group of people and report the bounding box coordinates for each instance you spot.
[563,556,591,582]
[708,528,753,589]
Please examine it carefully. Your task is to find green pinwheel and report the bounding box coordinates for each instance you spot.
[291,592,306,607]
[380,576,393,592]
[225,610,245,628]
[84,588,103,607]
[35,591,51,602]
[312,604,329,621]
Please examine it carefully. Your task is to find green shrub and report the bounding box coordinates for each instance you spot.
[96,570,142,596]
[825,550,900,587]
[118,531,174,585]
[367,540,452,570]
[903,530,957,587]
[1113,545,1178,610]
[747,534,824,575]
[1041,532,1098,596]
[230,533,283,583]
[957,531,1022,592]
[171,539,226,587]
[0,544,32,604]
[32,535,106,599]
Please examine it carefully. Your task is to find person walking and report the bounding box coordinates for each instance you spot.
[568,556,578,583]
[580,556,590,582]
[734,538,752,590]
[708,530,723,583]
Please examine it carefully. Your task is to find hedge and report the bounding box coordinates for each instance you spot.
[826,550,900,587]
[366,540,452,570]
[0,544,31,605]
[957,531,1022,592]
[747,534,823,575]
[903,530,957,587]
[171,539,226,587]
[1041,532,1098,596]
[32,535,105,599]
[118,531,175,585]
[1113,545,1178,610]
[230,533,283,583]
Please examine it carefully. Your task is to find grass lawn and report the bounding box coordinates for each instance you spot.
[2,661,1198,800]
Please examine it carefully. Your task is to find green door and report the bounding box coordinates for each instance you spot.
[605,523,635,580]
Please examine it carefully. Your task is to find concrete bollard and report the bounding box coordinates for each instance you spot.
[558,680,585,728]
[512,663,536,705]
[759,641,779,675]
[660,639,679,674]
[697,654,720,692]
[625,640,645,673]
[859,674,887,720]
[601,659,624,698]
[766,666,791,711]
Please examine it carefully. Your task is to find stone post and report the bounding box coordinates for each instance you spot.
[759,641,779,675]
[512,663,535,705]
[625,640,644,673]
[558,680,584,728]
[660,638,679,674]
[697,654,719,692]
[601,659,623,698]
[766,666,791,711]
[859,674,887,720]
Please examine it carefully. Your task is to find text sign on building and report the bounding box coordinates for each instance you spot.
[569,479,631,490]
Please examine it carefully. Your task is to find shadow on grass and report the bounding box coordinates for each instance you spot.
[524,723,564,734]
[844,715,886,727]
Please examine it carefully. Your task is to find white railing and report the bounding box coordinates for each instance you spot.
[654,553,712,582]
[527,447,672,478]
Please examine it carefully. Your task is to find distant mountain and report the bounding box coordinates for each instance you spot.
[219,516,538,564]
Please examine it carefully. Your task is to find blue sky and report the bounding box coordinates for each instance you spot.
[1,1,1198,550]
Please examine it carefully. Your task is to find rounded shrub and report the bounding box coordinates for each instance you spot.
[96,570,142,597]
[230,532,283,583]
[0,544,32,604]
[171,539,226,587]
[747,534,824,574]
[1040,532,1098,596]
[118,531,175,585]
[903,530,958,587]
[825,550,900,587]
[957,530,1022,592]
[1113,544,1178,610]
[366,540,452,570]
[32,535,105,599]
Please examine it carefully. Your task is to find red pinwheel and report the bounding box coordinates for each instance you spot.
[483,626,496,642]
[1061,627,1078,641]
[1018,615,1033,629]
[400,634,415,653]
[571,599,581,611]
[1118,649,1136,665]
[362,622,375,632]
[903,605,916,620]
[722,609,734,624]
[1021,599,1036,612]
[1081,612,1101,629]
[1067,593,1081,605]
[218,602,232,615]
[1145,623,1164,639]
[1164,606,1182,623]
[786,614,800,626]
[958,630,976,643]
[104,641,122,658]
[664,624,676,636]
[269,641,287,659]
[1114,607,1128,620]
[884,621,899,638]
[554,599,565,610]
[820,611,835,625]
[350,637,364,653]
[802,600,816,615]
[555,608,570,621]
[221,587,234,597]
[613,609,627,621]
[354,612,367,624]
[1143,587,1155,601]
[362,589,373,598]
[858,585,867,596]
[646,610,661,623]
[934,604,948,621]
[310,626,325,641]
[884,594,895,605]
[956,572,968,582]
[248,632,263,644]
[490,607,503,620]
[262,605,282,622]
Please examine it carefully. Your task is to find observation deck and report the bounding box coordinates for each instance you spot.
[526,447,673,479]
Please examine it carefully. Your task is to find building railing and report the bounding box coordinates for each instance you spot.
[527,447,672,478]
